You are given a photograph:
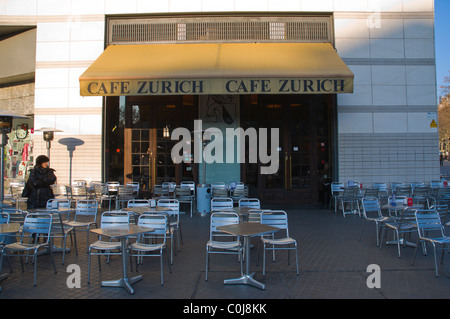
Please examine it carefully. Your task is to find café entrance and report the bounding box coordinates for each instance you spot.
[241,94,335,204]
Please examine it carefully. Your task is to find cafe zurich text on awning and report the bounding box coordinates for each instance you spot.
[79,42,354,96]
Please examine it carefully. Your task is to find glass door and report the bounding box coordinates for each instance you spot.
[241,94,333,203]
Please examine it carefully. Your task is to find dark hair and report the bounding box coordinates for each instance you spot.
[35,155,50,167]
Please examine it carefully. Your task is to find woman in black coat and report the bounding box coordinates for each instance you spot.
[23,155,57,209]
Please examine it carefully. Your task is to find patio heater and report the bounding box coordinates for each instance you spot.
[0,110,30,207]
[192,129,212,216]
[34,127,63,160]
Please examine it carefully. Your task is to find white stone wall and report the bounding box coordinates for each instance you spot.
[0,0,438,185]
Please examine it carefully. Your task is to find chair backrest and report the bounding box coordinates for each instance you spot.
[180,181,195,193]
[261,210,289,237]
[363,188,379,198]
[126,182,140,193]
[239,198,260,208]
[361,197,382,219]
[138,213,168,239]
[70,186,88,199]
[209,211,240,240]
[232,186,248,199]
[106,182,120,192]
[1,209,26,224]
[429,204,448,224]
[390,182,405,191]
[373,182,388,191]
[211,182,226,189]
[162,182,176,192]
[395,185,411,197]
[157,199,179,212]
[74,200,98,222]
[430,180,443,188]
[415,209,446,238]
[342,186,359,199]
[127,199,151,207]
[51,184,69,197]
[0,212,10,224]
[46,198,71,209]
[247,209,266,223]
[22,213,53,242]
[10,185,25,197]
[175,186,192,199]
[152,185,169,198]
[211,197,233,211]
[212,187,228,198]
[118,185,134,197]
[330,182,344,195]
[100,211,130,228]
[73,180,86,187]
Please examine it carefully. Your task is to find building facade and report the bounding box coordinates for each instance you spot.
[0,0,439,203]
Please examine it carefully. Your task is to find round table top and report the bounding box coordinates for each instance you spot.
[0,223,21,234]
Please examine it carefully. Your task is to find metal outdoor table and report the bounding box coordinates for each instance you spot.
[90,224,154,294]
[217,222,279,290]
[0,223,21,292]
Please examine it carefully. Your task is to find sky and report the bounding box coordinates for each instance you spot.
[435,0,450,97]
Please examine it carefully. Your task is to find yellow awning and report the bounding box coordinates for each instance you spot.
[79,42,354,96]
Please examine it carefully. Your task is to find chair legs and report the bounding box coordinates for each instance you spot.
[261,242,299,277]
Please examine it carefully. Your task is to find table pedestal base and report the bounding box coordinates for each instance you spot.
[224,273,265,290]
[101,275,142,294]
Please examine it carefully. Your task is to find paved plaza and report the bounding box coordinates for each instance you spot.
[0,200,449,301]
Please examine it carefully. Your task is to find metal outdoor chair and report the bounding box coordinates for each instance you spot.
[231,186,248,203]
[238,198,260,209]
[339,187,360,217]
[259,210,299,277]
[412,209,450,277]
[205,211,243,281]
[0,213,57,286]
[412,186,431,208]
[152,185,170,200]
[329,182,344,213]
[359,197,393,247]
[64,200,99,255]
[126,181,140,197]
[38,206,74,265]
[175,186,194,218]
[211,197,234,211]
[93,183,115,210]
[115,185,134,210]
[87,211,131,284]
[128,213,171,285]
[157,199,182,260]
[10,185,26,209]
